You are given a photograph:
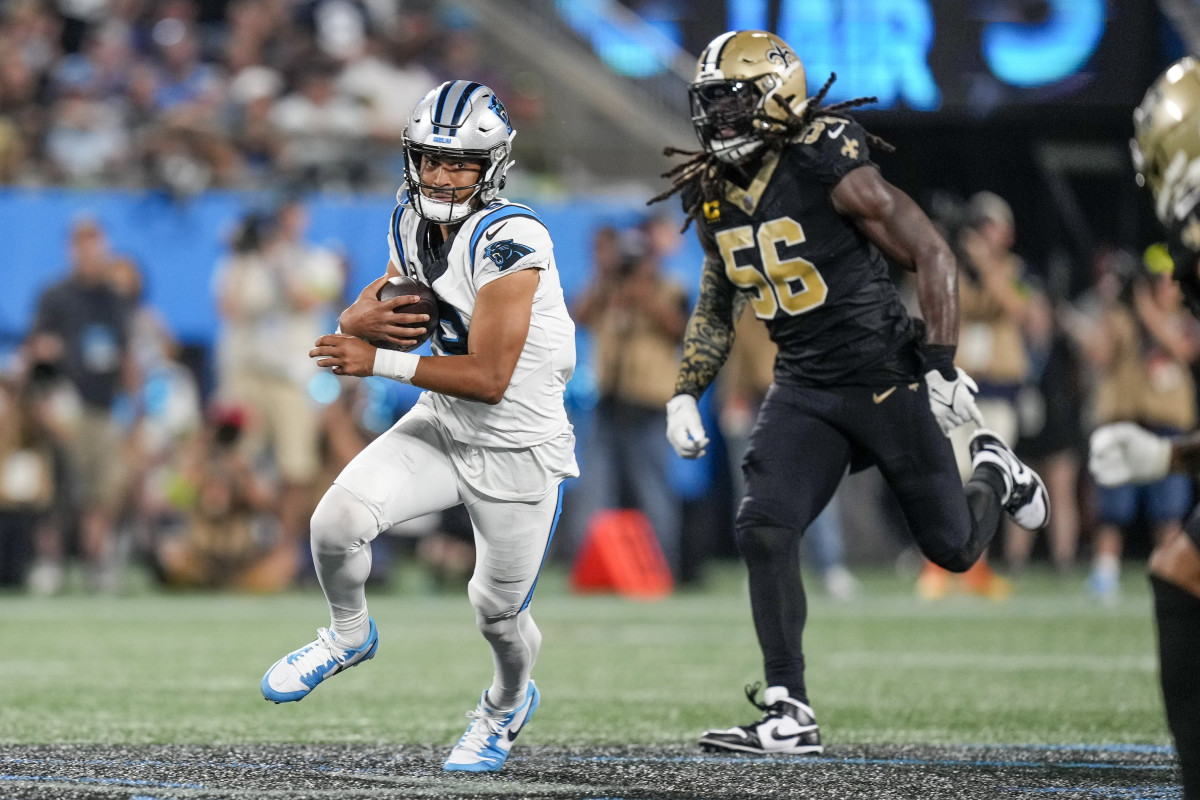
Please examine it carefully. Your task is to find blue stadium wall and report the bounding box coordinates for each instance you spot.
[0,188,717,500]
[0,188,703,343]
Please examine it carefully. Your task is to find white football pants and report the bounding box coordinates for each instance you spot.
[310,404,563,709]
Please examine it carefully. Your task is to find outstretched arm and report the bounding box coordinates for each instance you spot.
[831,165,959,347]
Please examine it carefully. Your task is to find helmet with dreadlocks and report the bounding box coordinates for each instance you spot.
[651,31,892,231]
[689,30,809,164]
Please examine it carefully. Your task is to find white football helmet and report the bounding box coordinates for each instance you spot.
[401,80,515,224]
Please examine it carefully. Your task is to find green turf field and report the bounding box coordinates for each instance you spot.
[0,561,1169,750]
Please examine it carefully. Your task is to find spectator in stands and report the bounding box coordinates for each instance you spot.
[338,31,438,152]
[43,68,130,185]
[569,217,689,577]
[270,58,369,191]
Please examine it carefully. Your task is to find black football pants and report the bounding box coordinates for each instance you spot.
[734,380,1006,701]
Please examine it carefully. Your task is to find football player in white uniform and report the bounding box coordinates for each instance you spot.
[260,80,578,774]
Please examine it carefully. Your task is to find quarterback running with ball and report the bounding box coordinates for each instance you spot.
[259,80,577,774]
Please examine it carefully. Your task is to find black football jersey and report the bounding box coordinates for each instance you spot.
[685,116,920,387]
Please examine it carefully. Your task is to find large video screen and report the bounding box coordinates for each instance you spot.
[601,0,1161,116]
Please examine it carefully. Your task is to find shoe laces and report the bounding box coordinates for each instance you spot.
[458,703,504,752]
[743,681,803,725]
[744,681,769,712]
[288,629,342,678]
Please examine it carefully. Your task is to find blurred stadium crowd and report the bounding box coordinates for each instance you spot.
[4,185,1197,606]
[0,0,544,195]
[0,0,1194,607]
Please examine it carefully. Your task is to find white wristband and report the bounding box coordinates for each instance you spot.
[372,348,420,383]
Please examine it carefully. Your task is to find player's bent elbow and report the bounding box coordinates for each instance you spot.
[476,377,510,405]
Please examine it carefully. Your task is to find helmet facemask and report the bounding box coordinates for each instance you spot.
[400,80,515,224]
[690,79,768,164]
[403,138,511,224]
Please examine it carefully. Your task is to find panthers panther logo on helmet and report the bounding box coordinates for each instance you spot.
[1133,57,1200,225]
[690,30,809,164]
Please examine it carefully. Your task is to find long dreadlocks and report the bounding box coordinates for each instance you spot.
[647,73,895,232]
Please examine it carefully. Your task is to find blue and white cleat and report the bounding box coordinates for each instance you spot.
[260,618,379,703]
[443,680,540,772]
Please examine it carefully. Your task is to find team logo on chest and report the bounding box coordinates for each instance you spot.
[484,239,535,270]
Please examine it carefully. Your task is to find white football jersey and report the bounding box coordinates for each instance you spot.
[387,197,577,449]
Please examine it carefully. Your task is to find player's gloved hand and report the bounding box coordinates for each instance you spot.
[666,393,709,459]
[1088,422,1173,487]
[925,367,985,435]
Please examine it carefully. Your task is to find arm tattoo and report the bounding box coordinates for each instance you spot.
[675,257,742,398]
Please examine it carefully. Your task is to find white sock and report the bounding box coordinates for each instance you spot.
[330,618,371,650]
[483,611,541,710]
[310,485,381,653]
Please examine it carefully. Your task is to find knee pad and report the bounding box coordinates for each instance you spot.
[468,577,524,627]
[475,609,521,644]
[310,484,381,558]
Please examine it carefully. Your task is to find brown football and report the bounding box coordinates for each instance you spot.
[373,275,439,351]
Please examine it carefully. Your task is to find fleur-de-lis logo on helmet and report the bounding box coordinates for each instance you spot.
[766,43,794,68]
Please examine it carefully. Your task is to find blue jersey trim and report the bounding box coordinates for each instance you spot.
[390,205,408,275]
[468,204,544,270]
[519,483,564,613]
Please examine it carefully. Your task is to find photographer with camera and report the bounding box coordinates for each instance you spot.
[148,402,288,590]
[26,217,138,593]
[1065,247,1200,602]
[212,203,345,587]
[567,217,690,578]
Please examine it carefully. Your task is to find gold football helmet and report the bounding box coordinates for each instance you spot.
[690,30,808,163]
[1132,57,1200,223]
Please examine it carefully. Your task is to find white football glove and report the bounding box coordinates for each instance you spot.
[666,393,709,459]
[1088,422,1173,487]
[925,367,985,435]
